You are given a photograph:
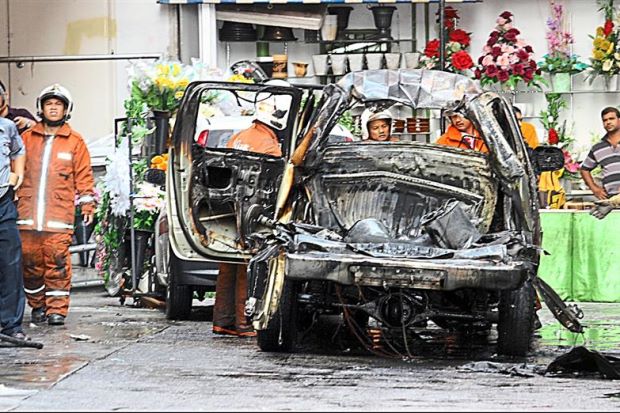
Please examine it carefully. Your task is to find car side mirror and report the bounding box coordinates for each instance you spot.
[530,146,565,173]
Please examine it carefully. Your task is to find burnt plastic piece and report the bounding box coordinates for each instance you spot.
[531,145,565,174]
[420,200,480,250]
[546,346,620,380]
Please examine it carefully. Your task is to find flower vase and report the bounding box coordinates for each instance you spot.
[146,110,171,157]
[603,75,618,92]
[133,229,152,293]
[550,72,571,93]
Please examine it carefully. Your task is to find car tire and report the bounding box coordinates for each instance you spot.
[257,279,298,353]
[497,280,535,357]
[165,250,193,320]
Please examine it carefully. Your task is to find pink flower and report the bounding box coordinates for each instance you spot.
[497,17,507,26]
[482,45,492,54]
[501,44,515,54]
[497,54,511,67]
[482,55,495,66]
[509,53,520,65]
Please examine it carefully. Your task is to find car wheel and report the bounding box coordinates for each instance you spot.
[497,280,535,357]
[165,250,193,320]
[257,279,298,353]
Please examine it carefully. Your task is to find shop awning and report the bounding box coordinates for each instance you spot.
[159,0,480,4]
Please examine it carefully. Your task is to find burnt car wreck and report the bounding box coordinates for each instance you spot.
[168,69,583,358]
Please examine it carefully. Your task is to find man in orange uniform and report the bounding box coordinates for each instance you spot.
[213,81,290,336]
[436,108,488,153]
[16,84,95,326]
[513,106,540,149]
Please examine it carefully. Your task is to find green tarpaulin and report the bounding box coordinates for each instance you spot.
[538,210,620,302]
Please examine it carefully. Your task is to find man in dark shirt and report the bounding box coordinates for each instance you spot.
[0,80,36,134]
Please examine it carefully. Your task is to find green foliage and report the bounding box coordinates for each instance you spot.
[539,54,589,74]
[337,111,361,135]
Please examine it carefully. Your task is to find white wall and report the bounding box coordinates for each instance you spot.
[0,0,176,146]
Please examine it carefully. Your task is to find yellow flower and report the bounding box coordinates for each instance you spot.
[601,39,611,51]
[156,64,169,76]
[593,49,606,60]
[594,37,604,48]
[597,27,604,37]
[177,78,189,88]
[608,42,616,54]
[172,63,181,77]
[174,90,184,100]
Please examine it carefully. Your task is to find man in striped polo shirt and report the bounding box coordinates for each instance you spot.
[580,107,620,200]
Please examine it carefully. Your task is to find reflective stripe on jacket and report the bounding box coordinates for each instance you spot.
[16,122,95,234]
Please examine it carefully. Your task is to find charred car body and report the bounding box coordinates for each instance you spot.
[167,69,581,357]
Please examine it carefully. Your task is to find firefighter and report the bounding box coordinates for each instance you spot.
[16,84,95,326]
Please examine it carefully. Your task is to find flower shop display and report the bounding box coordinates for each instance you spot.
[538,0,588,93]
[418,6,475,76]
[475,11,546,90]
[94,59,208,288]
[589,0,620,89]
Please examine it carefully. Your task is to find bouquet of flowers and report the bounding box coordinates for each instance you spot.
[589,0,620,79]
[539,93,581,177]
[133,181,166,231]
[418,6,475,76]
[475,11,545,90]
[539,0,588,75]
[128,59,194,114]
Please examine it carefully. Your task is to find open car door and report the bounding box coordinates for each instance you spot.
[168,81,305,263]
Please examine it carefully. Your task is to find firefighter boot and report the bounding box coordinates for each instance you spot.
[31,307,47,324]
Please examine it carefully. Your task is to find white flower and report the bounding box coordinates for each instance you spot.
[603,59,613,71]
[102,138,131,217]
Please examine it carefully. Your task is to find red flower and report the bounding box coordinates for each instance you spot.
[444,19,455,30]
[485,65,499,78]
[523,68,534,82]
[474,68,482,79]
[491,46,502,58]
[548,128,559,145]
[451,51,474,70]
[500,11,513,20]
[517,48,530,61]
[604,19,614,37]
[503,28,520,42]
[444,6,459,20]
[449,29,471,47]
[497,70,510,82]
[512,63,525,75]
[424,39,441,58]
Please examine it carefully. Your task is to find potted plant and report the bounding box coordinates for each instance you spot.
[538,0,588,93]
[418,6,475,77]
[475,11,546,91]
[588,0,620,89]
